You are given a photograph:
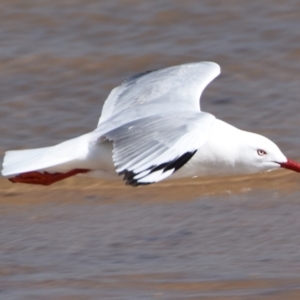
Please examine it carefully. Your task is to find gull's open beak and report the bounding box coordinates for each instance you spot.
[279,159,300,173]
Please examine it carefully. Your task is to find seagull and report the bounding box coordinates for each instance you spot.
[2,62,300,186]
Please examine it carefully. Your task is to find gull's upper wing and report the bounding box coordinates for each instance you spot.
[97,112,215,186]
[98,62,220,126]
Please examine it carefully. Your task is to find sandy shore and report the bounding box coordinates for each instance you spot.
[1,168,300,204]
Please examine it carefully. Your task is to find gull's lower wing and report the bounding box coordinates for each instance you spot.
[98,112,215,186]
[98,62,220,126]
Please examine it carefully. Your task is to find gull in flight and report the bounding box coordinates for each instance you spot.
[2,62,300,186]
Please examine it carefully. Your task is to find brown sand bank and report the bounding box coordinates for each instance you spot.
[1,168,300,205]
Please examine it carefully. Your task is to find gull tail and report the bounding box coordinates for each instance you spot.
[1,134,93,185]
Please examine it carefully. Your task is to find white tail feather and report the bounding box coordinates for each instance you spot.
[2,134,92,177]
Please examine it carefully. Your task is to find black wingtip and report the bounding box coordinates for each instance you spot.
[123,70,155,85]
[119,170,151,187]
[119,150,197,187]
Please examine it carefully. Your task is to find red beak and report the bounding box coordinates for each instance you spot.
[280,159,300,173]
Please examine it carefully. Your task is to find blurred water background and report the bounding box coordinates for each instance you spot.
[1,1,300,299]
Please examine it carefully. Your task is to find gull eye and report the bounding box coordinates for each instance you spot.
[257,149,267,156]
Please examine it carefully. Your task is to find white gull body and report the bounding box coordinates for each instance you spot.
[2,62,300,186]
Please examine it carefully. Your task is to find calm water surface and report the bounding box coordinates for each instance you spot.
[1,1,300,299]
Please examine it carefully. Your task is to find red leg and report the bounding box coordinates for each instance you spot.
[9,169,90,186]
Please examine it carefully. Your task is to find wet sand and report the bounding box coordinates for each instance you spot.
[1,0,300,299]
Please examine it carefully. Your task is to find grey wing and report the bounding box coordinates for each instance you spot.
[101,112,215,186]
[98,62,220,126]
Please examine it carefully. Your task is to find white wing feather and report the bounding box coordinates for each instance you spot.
[101,112,215,185]
[98,62,220,126]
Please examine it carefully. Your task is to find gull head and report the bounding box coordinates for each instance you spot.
[236,131,300,174]
[197,120,300,177]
